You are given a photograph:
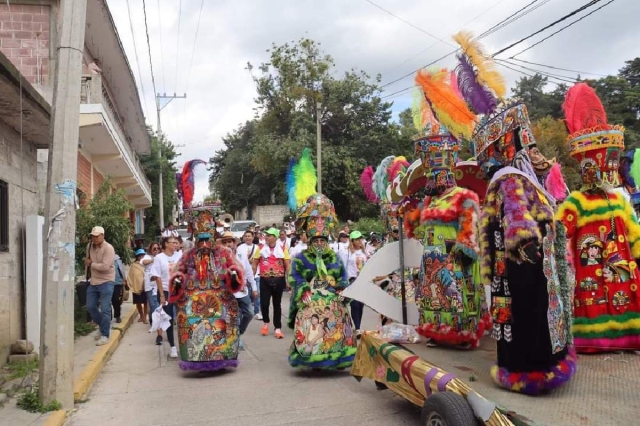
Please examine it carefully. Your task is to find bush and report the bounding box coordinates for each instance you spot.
[75,177,134,272]
[17,388,61,413]
[352,217,385,237]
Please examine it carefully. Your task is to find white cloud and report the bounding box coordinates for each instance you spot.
[107,0,640,205]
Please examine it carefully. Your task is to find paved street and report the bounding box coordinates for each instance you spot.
[66,301,421,426]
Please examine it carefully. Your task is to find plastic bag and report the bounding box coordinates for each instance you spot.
[150,305,172,332]
[378,323,421,344]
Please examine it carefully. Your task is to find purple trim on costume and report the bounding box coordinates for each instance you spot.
[178,359,239,371]
[437,373,456,391]
[423,367,440,397]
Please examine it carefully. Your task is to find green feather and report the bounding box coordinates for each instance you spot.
[294,148,318,207]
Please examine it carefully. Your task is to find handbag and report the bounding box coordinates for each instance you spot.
[123,285,130,302]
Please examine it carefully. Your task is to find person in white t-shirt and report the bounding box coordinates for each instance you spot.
[237,230,262,320]
[365,233,381,257]
[289,232,308,258]
[161,222,179,239]
[142,242,159,329]
[150,236,182,358]
[219,232,258,349]
[338,231,368,331]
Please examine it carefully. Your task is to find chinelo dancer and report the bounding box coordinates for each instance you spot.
[168,207,245,371]
[403,66,490,349]
[287,193,357,370]
[556,83,640,353]
[453,31,576,394]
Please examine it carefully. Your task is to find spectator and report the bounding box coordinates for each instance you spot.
[161,222,179,239]
[112,254,127,323]
[238,230,262,320]
[150,236,181,358]
[85,226,115,346]
[128,249,148,324]
[143,242,160,330]
[339,231,369,331]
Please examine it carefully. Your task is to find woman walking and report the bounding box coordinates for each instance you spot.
[339,231,368,332]
[128,248,148,324]
[143,242,159,329]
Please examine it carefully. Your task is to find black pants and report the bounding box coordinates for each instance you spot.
[349,277,364,330]
[159,291,175,347]
[260,277,286,329]
[112,285,123,319]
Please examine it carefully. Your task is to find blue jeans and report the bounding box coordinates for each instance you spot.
[236,295,253,335]
[146,290,159,323]
[250,278,261,315]
[86,281,115,337]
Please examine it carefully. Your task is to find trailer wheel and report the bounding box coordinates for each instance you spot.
[420,392,478,426]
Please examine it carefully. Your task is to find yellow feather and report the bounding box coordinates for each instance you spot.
[453,31,506,100]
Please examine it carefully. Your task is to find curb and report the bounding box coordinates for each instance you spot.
[41,409,67,426]
[73,306,138,402]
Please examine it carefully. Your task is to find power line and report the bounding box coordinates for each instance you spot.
[141,0,158,127]
[491,0,603,57]
[496,59,577,84]
[363,0,455,48]
[125,0,149,118]
[175,0,183,92]
[156,0,166,92]
[478,0,554,40]
[185,0,205,93]
[507,0,617,58]
[510,58,608,77]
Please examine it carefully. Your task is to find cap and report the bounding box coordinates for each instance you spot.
[338,232,349,238]
[349,230,363,240]
[265,228,280,238]
[89,226,105,236]
[135,248,146,256]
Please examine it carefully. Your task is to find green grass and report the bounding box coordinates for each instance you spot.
[17,388,61,413]
[74,321,96,338]
[4,360,39,380]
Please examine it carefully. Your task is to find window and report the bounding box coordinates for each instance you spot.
[0,180,8,252]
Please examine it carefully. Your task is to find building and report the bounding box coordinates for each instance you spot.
[0,0,151,363]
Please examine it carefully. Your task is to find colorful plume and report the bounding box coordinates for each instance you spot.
[388,157,410,182]
[415,69,476,140]
[360,165,378,203]
[562,83,609,134]
[456,54,498,115]
[293,148,317,207]
[180,159,207,209]
[286,157,298,211]
[412,87,437,132]
[373,156,395,201]
[545,162,568,202]
[453,31,506,101]
[176,172,183,200]
[632,149,640,186]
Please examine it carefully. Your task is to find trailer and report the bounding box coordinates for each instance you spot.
[351,332,639,426]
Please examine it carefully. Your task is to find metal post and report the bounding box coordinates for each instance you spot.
[316,101,322,194]
[398,216,408,325]
[39,0,87,408]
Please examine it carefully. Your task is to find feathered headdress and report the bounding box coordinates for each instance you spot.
[360,165,378,203]
[176,172,183,200]
[373,156,395,201]
[180,159,206,209]
[412,87,437,133]
[286,148,317,211]
[631,149,640,186]
[453,31,505,116]
[545,162,569,202]
[415,68,476,140]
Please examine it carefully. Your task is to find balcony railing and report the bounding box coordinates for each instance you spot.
[80,74,152,193]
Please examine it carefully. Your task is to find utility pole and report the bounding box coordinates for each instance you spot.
[39,0,87,409]
[316,101,322,194]
[156,93,186,230]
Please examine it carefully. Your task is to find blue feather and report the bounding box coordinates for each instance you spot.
[286,157,298,211]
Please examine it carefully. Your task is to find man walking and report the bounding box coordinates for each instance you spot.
[85,226,116,346]
[238,230,262,320]
[219,232,258,348]
[252,228,289,339]
[112,254,127,323]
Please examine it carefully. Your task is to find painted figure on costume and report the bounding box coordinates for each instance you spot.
[169,207,245,371]
[287,194,357,370]
[556,83,640,353]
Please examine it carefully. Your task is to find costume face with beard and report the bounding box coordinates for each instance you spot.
[527,146,554,177]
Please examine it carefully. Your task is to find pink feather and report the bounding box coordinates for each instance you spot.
[545,162,568,202]
[449,70,462,99]
[360,166,378,203]
[388,159,410,182]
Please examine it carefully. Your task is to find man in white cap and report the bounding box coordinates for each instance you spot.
[85,226,115,346]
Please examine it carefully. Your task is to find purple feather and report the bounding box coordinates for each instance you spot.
[456,54,497,115]
[176,173,183,199]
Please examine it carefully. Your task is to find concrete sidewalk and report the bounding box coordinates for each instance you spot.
[66,299,421,426]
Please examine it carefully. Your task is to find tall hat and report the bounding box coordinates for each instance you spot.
[295,193,338,239]
[563,82,625,189]
[185,206,221,240]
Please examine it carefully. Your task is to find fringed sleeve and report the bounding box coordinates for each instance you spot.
[499,175,543,258]
[403,201,423,239]
[168,251,192,304]
[453,189,480,261]
[287,253,313,329]
[554,221,574,346]
[555,192,580,240]
[623,197,640,259]
[220,246,245,293]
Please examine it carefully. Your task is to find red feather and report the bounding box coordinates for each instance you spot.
[360,166,378,203]
[181,159,206,209]
[388,159,410,182]
[563,83,609,134]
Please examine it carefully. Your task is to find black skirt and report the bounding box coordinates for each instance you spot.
[132,291,147,304]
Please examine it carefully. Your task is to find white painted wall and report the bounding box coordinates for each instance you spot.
[25,215,43,353]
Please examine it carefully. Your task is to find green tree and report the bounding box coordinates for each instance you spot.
[140,129,179,239]
[531,116,580,191]
[511,74,567,120]
[75,177,134,271]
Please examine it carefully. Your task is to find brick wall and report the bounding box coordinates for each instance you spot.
[93,167,104,194]
[0,118,38,365]
[0,4,51,85]
[77,153,91,197]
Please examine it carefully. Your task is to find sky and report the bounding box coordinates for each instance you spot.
[107,0,640,204]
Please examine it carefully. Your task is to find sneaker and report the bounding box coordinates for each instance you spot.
[96,336,109,346]
[116,317,122,323]
[274,329,284,339]
[148,327,153,333]
[169,346,178,358]
[94,331,101,341]
[156,335,163,345]
[261,324,269,336]
[238,339,245,350]
[255,313,263,321]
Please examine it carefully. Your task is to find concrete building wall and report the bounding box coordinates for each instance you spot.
[0,118,38,363]
[0,3,52,85]
[253,205,289,227]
